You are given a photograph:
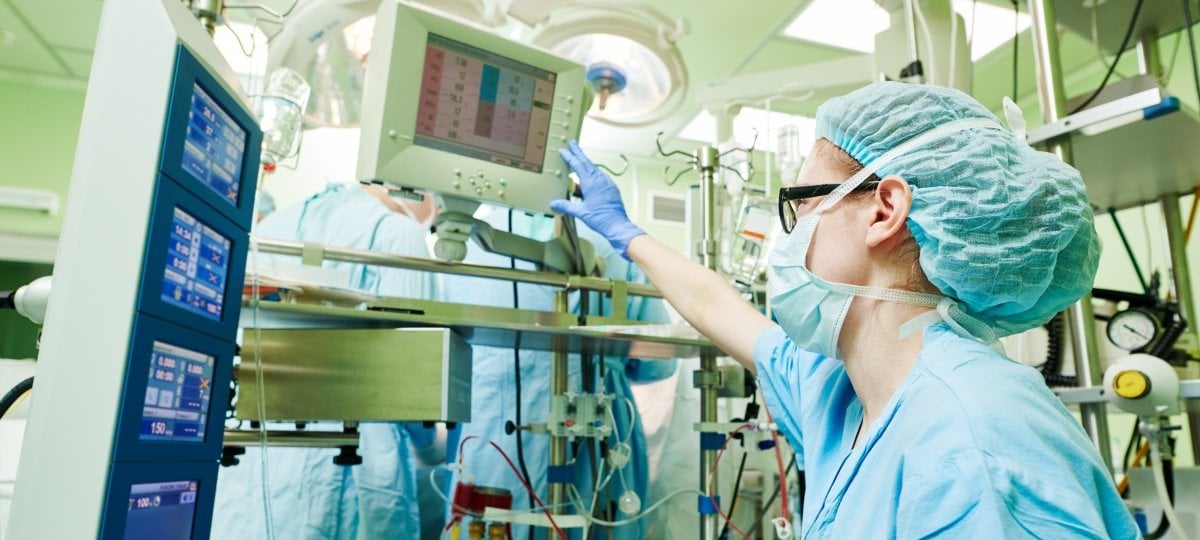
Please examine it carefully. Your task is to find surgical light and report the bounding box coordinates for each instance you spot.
[533,8,688,127]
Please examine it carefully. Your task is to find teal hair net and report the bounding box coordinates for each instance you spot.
[814,81,1100,337]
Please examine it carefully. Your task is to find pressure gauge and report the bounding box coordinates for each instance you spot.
[1106,309,1159,351]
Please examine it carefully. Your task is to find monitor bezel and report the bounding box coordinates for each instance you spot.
[159,44,262,229]
[357,1,590,215]
[136,176,248,342]
[111,314,234,462]
[100,462,216,540]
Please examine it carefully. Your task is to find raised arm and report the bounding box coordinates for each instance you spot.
[552,142,774,370]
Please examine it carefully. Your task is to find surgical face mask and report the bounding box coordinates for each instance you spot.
[767,213,856,357]
[767,118,1003,356]
[768,206,947,358]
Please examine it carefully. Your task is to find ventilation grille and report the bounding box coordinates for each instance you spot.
[649,192,687,224]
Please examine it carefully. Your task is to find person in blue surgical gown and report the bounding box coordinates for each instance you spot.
[213,182,440,539]
[551,82,1140,538]
[442,207,676,540]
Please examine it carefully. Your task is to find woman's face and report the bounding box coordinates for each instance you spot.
[789,148,874,287]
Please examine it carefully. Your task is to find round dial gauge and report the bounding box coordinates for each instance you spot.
[1106,309,1159,351]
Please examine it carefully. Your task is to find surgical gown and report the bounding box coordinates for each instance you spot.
[213,184,437,539]
[441,209,676,539]
[754,323,1139,539]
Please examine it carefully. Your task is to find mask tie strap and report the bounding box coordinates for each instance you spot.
[936,298,1006,354]
[899,310,943,340]
[1002,96,1027,140]
[813,118,1005,214]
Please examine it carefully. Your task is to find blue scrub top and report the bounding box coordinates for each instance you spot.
[754,323,1139,539]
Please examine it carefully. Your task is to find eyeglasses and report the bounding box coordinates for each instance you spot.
[777,181,880,233]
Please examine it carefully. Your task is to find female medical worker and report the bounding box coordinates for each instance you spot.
[552,82,1140,538]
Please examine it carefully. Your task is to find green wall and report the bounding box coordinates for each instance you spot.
[0,80,83,357]
[0,79,85,238]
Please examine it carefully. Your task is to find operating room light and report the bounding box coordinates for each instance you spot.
[552,33,673,121]
[532,7,688,127]
[784,0,1032,60]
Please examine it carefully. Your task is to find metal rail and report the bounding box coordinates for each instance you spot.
[251,237,662,299]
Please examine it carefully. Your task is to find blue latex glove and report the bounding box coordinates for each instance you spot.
[551,141,646,260]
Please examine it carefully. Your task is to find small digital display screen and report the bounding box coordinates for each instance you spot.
[139,341,215,443]
[124,480,198,540]
[182,83,245,206]
[415,34,556,173]
[161,207,230,321]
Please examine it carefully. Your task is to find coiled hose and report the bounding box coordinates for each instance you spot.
[1040,313,1078,387]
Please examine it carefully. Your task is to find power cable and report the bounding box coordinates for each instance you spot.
[0,376,33,420]
[718,452,750,540]
[507,209,536,535]
[1069,0,1147,115]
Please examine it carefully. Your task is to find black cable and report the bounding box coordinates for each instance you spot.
[507,210,535,529]
[718,452,750,540]
[751,453,798,529]
[1013,1,1020,100]
[1183,0,1200,113]
[1107,208,1150,294]
[1040,313,1077,387]
[0,291,15,310]
[1069,0,1146,115]
[0,376,33,420]
[1120,422,1141,496]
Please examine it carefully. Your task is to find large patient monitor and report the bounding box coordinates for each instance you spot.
[358,1,591,214]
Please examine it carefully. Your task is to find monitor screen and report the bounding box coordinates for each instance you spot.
[139,341,215,443]
[124,480,198,540]
[414,34,556,173]
[161,207,230,321]
[182,83,246,206]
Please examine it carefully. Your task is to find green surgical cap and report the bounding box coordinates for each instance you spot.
[815,81,1100,337]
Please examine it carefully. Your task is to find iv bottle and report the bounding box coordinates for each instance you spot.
[256,67,311,165]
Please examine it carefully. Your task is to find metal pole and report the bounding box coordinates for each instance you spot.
[251,237,663,299]
[548,291,570,512]
[1138,22,1200,466]
[696,146,721,540]
[1028,0,1114,471]
[1161,195,1200,462]
[222,430,359,448]
[1136,32,1164,83]
[903,0,924,83]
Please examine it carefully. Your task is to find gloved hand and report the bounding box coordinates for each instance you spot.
[551,141,646,260]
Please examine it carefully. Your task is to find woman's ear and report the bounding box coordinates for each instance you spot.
[864,176,912,249]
